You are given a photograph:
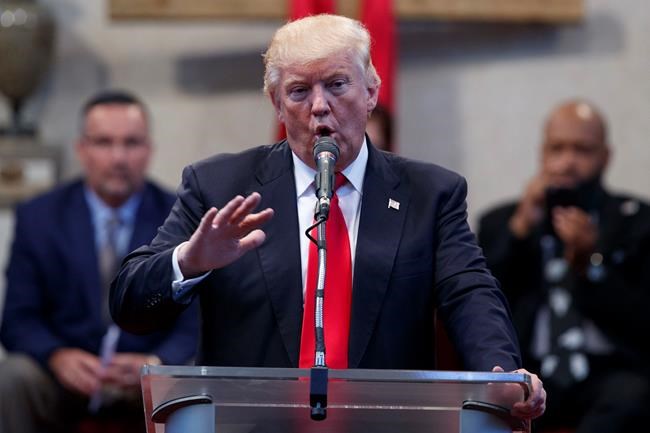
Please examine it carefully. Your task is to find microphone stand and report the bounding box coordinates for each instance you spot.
[306,135,339,421]
[305,212,329,421]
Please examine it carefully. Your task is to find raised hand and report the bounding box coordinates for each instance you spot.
[552,206,597,270]
[177,192,274,278]
[509,174,549,239]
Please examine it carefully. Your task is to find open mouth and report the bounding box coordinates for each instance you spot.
[315,125,333,137]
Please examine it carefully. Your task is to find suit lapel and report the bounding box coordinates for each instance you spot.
[253,143,304,367]
[130,184,161,251]
[63,183,102,316]
[348,147,410,367]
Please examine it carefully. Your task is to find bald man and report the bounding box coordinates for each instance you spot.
[478,100,650,432]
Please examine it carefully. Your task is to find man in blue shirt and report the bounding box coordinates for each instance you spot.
[0,90,198,433]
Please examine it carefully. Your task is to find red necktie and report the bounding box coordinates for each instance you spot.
[299,173,352,369]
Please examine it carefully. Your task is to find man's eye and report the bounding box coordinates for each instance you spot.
[124,137,145,148]
[290,87,306,95]
[288,87,308,101]
[328,79,348,94]
[91,137,112,147]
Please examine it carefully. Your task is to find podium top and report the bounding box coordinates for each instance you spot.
[141,366,531,433]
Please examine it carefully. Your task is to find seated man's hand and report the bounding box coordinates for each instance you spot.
[552,206,597,270]
[49,348,102,397]
[102,353,158,390]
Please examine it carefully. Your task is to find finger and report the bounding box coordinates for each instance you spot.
[229,192,263,225]
[75,353,102,378]
[213,196,245,228]
[238,208,275,232]
[196,207,218,234]
[491,365,505,372]
[238,229,268,252]
[73,369,101,396]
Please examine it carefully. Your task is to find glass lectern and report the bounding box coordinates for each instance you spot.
[141,365,531,433]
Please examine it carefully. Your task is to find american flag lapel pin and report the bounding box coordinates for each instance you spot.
[388,198,400,211]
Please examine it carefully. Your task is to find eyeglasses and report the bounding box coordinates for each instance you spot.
[83,135,149,149]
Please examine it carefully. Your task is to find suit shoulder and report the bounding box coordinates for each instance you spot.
[478,200,519,226]
[14,179,84,218]
[189,142,281,175]
[606,190,650,228]
[382,152,464,186]
[143,179,176,208]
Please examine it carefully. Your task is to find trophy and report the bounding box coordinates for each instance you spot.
[0,0,56,136]
[0,0,58,206]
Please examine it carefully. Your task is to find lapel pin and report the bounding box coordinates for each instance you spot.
[388,198,400,211]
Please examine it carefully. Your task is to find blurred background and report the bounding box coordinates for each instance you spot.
[0,0,648,338]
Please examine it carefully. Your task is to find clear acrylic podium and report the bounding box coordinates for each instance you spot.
[141,365,532,433]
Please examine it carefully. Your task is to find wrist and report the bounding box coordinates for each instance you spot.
[177,242,203,278]
[509,209,536,239]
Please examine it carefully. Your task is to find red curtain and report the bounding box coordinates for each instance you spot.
[361,0,396,114]
[290,0,335,19]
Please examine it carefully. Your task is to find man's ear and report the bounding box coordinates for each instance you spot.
[75,138,85,163]
[366,84,379,113]
[270,93,284,123]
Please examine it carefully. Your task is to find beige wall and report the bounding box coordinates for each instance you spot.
[1,0,649,326]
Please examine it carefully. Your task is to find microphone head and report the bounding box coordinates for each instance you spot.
[313,136,340,162]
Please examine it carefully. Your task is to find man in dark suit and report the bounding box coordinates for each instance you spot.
[478,100,650,432]
[0,90,198,433]
[111,14,545,420]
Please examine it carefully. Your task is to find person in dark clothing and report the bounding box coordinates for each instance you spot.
[0,90,198,433]
[478,99,650,433]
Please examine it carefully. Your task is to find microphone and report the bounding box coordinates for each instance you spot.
[313,135,340,220]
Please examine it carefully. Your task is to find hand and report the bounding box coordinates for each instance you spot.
[492,366,546,420]
[102,353,152,390]
[48,348,102,397]
[178,192,274,277]
[552,206,597,270]
[509,174,548,239]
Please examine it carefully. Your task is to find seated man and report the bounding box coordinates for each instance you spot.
[0,90,198,433]
[478,99,650,432]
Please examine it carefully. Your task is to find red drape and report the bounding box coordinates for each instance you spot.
[361,0,396,114]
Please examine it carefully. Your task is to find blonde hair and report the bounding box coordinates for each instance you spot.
[263,14,381,98]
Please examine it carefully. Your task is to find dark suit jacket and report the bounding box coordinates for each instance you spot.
[112,141,521,371]
[0,179,198,369]
[477,187,650,371]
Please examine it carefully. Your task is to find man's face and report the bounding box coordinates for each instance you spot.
[76,103,152,207]
[273,51,378,170]
[541,108,609,189]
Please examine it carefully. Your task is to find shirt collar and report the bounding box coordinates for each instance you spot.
[292,137,368,198]
[83,185,142,227]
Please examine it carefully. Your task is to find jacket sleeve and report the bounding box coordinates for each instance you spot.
[149,298,200,365]
[110,164,206,335]
[434,177,522,371]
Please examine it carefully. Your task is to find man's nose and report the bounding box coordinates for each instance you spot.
[557,150,578,171]
[109,142,129,162]
[311,85,330,117]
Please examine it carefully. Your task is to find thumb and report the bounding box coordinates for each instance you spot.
[492,365,505,372]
